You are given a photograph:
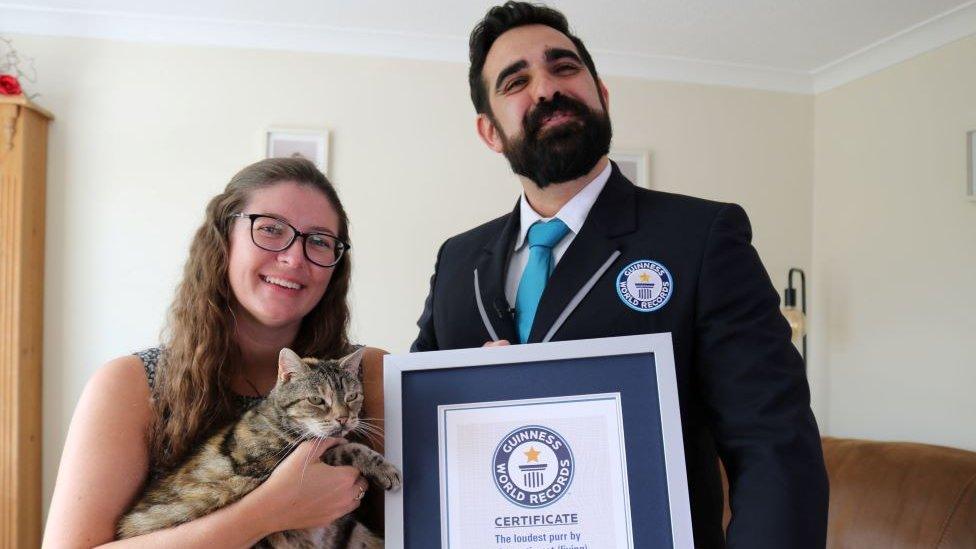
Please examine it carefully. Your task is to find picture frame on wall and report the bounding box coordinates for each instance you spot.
[265,128,330,174]
[609,149,651,189]
[968,130,975,201]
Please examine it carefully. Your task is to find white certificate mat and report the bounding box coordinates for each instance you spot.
[438,394,634,549]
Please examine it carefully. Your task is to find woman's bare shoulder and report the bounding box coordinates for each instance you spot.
[77,353,155,440]
[88,353,153,402]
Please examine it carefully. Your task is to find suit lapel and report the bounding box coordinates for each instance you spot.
[474,200,520,343]
[527,164,638,343]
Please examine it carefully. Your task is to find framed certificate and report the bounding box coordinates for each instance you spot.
[384,333,693,549]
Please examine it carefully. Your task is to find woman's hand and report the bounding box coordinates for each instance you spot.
[249,438,369,535]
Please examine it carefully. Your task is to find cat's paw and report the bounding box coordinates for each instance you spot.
[367,462,401,492]
[323,442,402,491]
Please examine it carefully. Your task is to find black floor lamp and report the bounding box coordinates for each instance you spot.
[781,267,807,368]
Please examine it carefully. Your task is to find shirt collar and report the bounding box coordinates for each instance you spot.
[514,161,613,251]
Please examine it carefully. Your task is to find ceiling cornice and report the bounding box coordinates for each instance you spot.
[812,1,976,93]
[1,2,973,95]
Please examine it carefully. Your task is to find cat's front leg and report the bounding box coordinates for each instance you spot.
[322,442,401,491]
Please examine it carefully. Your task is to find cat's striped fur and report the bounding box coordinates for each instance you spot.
[117,347,400,548]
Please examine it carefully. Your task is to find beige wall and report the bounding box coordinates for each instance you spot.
[812,35,976,451]
[14,34,814,514]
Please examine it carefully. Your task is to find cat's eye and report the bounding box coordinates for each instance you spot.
[345,393,360,403]
[307,396,325,406]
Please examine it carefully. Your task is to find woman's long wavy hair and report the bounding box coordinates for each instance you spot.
[148,157,352,471]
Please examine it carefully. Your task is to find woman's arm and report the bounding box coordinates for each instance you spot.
[44,355,155,546]
[43,356,365,549]
[43,355,273,548]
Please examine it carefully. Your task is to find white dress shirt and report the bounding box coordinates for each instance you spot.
[504,162,612,308]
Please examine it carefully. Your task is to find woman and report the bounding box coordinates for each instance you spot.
[44,158,386,547]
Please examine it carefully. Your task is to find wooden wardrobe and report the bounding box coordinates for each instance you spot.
[1,95,52,549]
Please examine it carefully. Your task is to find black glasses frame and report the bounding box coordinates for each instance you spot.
[229,213,350,268]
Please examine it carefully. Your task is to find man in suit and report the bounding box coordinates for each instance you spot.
[411,2,828,547]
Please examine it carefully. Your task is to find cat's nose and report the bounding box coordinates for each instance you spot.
[337,416,349,426]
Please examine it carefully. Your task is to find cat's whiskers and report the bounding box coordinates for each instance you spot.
[350,424,383,447]
[299,436,326,486]
[268,436,307,468]
[354,422,386,440]
[359,432,381,448]
[278,425,307,441]
[271,429,306,455]
[355,418,384,431]
[267,428,307,458]
[354,422,384,437]
[267,433,312,472]
[356,419,385,434]
[349,425,377,445]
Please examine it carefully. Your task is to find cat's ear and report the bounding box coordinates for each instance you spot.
[337,347,366,379]
[278,348,310,383]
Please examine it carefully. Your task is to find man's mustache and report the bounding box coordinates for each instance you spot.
[522,93,592,138]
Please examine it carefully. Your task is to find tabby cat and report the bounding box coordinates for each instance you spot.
[117,347,400,548]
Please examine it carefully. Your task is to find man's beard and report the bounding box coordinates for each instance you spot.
[494,93,612,189]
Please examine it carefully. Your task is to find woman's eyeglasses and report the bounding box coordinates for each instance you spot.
[228,213,349,268]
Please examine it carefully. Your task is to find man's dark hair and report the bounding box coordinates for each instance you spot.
[468,1,600,115]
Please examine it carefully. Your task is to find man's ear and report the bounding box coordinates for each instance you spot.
[476,113,505,153]
[598,78,610,111]
[277,348,310,383]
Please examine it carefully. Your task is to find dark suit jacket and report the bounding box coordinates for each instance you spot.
[411,163,828,548]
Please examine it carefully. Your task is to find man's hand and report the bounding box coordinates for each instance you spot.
[482,340,511,347]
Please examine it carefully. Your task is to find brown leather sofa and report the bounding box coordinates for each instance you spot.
[722,437,976,547]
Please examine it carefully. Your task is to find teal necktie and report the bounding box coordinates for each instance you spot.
[515,219,570,343]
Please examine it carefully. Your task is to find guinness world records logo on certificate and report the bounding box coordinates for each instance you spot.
[492,425,575,508]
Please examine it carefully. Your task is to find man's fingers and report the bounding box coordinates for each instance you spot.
[483,340,511,347]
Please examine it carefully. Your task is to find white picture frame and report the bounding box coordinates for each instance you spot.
[265,128,330,174]
[383,333,694,549]
[610,149,651,189]
[968,130,975,201]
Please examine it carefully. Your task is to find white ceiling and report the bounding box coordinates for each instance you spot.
[2,0,975,92]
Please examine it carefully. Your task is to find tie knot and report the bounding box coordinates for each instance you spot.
[527,219,570,249]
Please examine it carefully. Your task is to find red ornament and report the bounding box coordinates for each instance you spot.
[0,74,23,96]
